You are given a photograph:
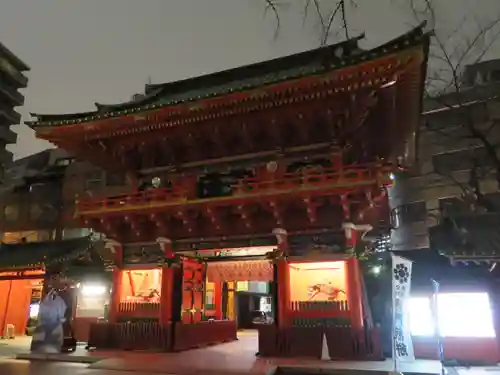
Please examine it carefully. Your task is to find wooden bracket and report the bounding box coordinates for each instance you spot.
[236,204,252,230]
[303,197,317,224]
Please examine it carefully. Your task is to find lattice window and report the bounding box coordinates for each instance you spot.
[106,172,126,186]
[85,170,102,190]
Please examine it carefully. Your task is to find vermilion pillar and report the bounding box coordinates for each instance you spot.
[157,237,175,325]
[343,223,366,331]
[273,228,290,328]
[276,261,290,328]
[105,240,123,323]
[160,267,173,324]
[214,282,223,320]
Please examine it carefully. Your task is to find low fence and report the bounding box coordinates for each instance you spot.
[258,325,383,360]
[173,320,238,351]
[87,320,236,352]
[289,300,350,320]
[87,321,171,351]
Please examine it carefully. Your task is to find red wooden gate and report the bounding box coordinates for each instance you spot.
[181,259,205,323]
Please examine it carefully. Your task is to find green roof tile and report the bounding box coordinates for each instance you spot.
[0,236,94,270]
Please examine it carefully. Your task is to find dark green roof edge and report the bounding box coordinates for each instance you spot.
[429,213,500,260]
[29,23,429,127]
[0,236,94,270]
[0,41,30,71]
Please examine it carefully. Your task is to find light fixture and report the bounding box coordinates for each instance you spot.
[81,284,107,297]
[152,176,161,188]
[29,303,40,318]
[371,265,381,275]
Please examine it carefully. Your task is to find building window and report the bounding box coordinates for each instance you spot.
[2,230,52,243]
[393,201,427,226]
[85,170,102,190]
[425,102,488,131]
[63,228,91,239]
[55,157,74,167]
[491,70,500,82]
[432,148,490,173]
[439,197,471,217]
[106,172,126,186]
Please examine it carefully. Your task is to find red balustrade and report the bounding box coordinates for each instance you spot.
[117,301,160,319]
[289,300,350,319]
[76,163,393,216]
[232,164,392,195]
[77,188,186,212]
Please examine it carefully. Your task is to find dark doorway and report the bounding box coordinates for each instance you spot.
[236,292,268,329]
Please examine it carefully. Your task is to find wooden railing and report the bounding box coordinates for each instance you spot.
[87,320,236,352]
[257,325,383,360]
[77,188,186,212]
[87,321,171,351]
[118,301,160,319]
[289,300,350,319]
[173,320,237,351]
[76,163,393,215]
[233,164,391,195]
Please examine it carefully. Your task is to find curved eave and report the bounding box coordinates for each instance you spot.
[31,24,428,130]
[0,236,95,270]
[29,110,101,127]
[94,87,164,111]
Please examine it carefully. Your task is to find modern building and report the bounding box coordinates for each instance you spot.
[0,148,132,240]
[0,42,29,181]
[389,58,500,252]
[386,59,500,364]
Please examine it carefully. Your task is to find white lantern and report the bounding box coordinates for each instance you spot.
[266,161,278,173]
[152,177,161,188]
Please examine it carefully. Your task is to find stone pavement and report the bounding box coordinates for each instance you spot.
[0,335,104,363]
[0,336,32,358]
[0,358,175,375]
[3,333,448,375]
[87,334,442,375]
[454,367,500,375]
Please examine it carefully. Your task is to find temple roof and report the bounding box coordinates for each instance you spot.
[0,236,95,270]
[28,23,429,128]
[429,213,500,263]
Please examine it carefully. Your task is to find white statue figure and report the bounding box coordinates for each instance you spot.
[30,289,68,353]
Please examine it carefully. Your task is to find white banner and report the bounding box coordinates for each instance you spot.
[392,255,415,366]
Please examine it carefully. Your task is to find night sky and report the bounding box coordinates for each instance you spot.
[1,0,498,159]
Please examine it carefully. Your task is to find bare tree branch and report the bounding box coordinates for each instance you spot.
[264,0,355,45]
[264,0,281,40]
[323,2,343,46]
[405,0,500,215]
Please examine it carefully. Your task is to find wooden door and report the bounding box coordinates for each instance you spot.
[181,259,205,323]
